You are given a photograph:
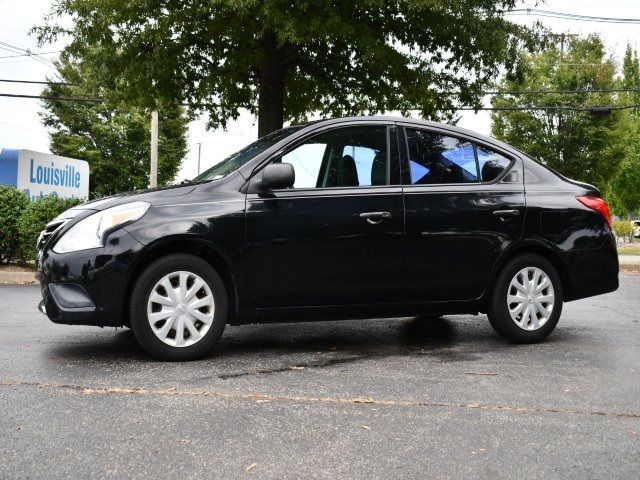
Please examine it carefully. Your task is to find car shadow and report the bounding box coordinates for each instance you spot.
[46,328,152,362]
[46,315,500,370]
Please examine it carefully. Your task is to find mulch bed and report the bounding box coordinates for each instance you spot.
[0,264,36,273]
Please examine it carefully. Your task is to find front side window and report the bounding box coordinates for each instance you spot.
[276,126,389,189]
[406,129,478,185]
[476,146,512,182]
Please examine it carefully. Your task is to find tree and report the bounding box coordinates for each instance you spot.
[608,45,640,220]
[609,158,640,220]
[41,57,189,197]
[38,1,538,137]
[490,35,630,192]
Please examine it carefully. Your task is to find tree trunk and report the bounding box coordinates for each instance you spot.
[258,32,286,138]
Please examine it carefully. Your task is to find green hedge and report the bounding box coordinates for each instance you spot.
[0,185,82,264]
[612,220,635,243]
[0,185,29,264]
[17,195,82,261]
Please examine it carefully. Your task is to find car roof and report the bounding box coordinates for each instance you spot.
[292,116,524,158]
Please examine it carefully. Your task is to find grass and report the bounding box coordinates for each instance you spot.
[618,246,640,256]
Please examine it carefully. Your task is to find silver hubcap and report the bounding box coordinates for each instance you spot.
[147,271,215,347]
[507,267,555,331]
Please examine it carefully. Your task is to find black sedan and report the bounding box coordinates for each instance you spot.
[36,117,619,360]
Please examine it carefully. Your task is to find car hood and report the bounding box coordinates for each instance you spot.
[56,183,197,221]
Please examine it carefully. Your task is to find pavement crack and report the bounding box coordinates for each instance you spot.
[2,379,639,419]
[218,355,362,379]
[590,303,639,321]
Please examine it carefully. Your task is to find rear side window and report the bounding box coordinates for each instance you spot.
[406,129,478,184]
[477,146,512,182]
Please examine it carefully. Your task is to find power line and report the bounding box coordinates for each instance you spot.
[0,45,24,56]
[4,91,638,114]
[482,88,640,96]
[0,78,76,86]
[454,104,640,112]
[0,50,61,59]
[5,78,640,97]
[506,8,640,24]
[0,93,102,103]
[2,88,639,115]
[0,40,55,68]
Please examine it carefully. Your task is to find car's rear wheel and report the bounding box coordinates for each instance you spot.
[487,254,563,343]
[129,254,228,360]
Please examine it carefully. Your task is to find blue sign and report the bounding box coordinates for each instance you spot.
[0,148,89,200]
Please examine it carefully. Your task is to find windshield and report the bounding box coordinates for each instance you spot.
[193,125,304,181]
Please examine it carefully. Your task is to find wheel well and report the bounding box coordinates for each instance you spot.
[481,244,569,310]
[121,239,238,327]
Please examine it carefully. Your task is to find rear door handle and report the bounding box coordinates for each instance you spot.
[493,209,520,220]
[359,211,391,224]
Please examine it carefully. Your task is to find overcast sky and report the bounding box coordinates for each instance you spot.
[1,0,639,181]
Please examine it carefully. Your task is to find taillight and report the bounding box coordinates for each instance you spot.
[576,195,612,229]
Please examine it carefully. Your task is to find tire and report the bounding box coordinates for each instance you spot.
[487,254,563,344]
[129,254,228,361]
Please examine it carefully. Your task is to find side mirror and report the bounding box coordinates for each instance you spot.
[261,163,295,190]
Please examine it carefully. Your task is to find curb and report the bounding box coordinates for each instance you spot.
[618,255,640,265]
[0,271,37,285]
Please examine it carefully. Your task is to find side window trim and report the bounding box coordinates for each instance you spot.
[473,143,481,183]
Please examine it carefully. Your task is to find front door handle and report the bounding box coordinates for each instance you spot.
[493,209,521,220]
[359,211,391,224]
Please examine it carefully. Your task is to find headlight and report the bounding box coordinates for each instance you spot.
[53,201,150,253]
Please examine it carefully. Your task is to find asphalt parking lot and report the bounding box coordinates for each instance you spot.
[1,275,639,479]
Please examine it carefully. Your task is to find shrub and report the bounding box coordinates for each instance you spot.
[612,220,635,242]
[17,194,82,261]
[0,185,29,264]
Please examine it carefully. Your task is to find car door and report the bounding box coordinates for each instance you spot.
[244,123,404,308]
[399,125,525,302]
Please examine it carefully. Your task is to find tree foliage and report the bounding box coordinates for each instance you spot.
[41,57,189,197]
[490,35,630,192]
[38,0,539,136]
[608,46,640,219]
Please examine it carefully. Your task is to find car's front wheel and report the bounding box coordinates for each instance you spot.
[129,254,228,360]
[487,254,563,343]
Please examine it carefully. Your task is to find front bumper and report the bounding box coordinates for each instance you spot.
[38,281,99,325]
[37,229,145,327]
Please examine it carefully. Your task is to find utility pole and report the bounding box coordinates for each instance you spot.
[150,110,158,188]
[197,142,202,175]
